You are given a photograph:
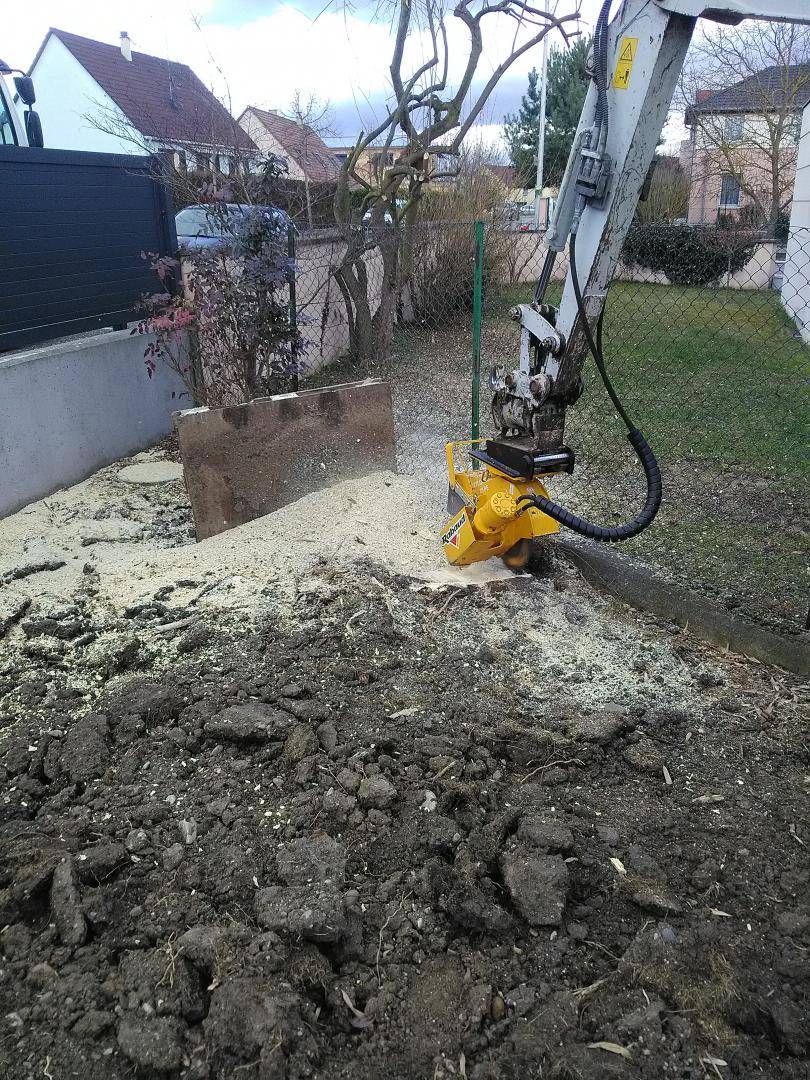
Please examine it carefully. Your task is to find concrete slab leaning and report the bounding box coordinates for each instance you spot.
[174,379,397,541]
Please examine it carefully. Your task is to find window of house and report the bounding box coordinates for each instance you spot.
[196,153,211,174]
[0,94,17,145]
[336,153,348,163]
[719,173,742,208]
[724,115,744,142]
[176,151,187,173]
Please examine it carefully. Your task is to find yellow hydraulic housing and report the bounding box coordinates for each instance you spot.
[440,439,559,569]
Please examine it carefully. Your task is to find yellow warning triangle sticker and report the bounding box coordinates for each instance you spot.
[620,42,634,61]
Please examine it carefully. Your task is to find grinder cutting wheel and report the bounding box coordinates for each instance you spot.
[440,0,809,570]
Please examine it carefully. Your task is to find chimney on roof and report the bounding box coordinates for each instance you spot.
[696,90,712,103]
[120,31,132,63]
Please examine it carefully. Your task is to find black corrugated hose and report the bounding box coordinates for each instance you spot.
[517,231,663,542]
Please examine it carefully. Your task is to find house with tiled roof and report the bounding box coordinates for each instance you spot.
[26,28,256,175]
[681,62,810,225]
[238,107,338,184]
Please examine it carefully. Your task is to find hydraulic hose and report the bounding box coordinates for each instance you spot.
[517,426,662,542]
[518,233,663,543]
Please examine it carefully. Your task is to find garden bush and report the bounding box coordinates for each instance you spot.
[138,199,301,406]
[623,224,756,286]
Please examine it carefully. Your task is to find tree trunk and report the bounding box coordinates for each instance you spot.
[304,175,313,230]
[334,226,402,366]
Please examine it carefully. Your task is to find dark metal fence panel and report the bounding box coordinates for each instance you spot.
[0,146,176,352]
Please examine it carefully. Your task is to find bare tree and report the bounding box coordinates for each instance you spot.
[287,91,334,229]
[409,142,534,317]
[331,0,581,363]
[681,21,810,228]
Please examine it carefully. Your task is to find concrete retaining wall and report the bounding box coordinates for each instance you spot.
[0,329,187,518]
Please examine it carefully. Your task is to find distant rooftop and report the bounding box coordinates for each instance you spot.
[687,62,810,120]
[241,107,339,183]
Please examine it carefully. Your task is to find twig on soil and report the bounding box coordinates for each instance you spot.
[186,579,225,607]
[585,939,621,961]
[520,757,585,783]
[699,1055,728,1078]
[432,761,457,781]
[158,933,180,989]
[788,824,806,847]
[232,1058,262,1073]
[571,973,615,1001]
[42,1058,53,1080]
[434,588,463,615]
[369,576,398,621]
[345,609,366,636]
[340,989,374,1029]
[377,892,412,986]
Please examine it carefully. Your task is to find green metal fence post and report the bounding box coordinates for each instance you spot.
[471,220,485,457]
[287,223,298,391]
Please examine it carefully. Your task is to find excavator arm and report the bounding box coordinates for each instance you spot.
[442,0,810,568]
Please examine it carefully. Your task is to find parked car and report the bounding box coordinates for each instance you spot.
[175,203,293,251]
[362,207,394,227]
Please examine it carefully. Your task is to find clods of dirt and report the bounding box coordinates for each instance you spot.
[0,554,807,1080]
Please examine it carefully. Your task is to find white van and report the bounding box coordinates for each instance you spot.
[0,59,43,147]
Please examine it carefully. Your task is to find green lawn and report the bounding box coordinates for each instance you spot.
[474,279,809,629]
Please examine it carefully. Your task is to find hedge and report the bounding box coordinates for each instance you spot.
[623,225,757,286]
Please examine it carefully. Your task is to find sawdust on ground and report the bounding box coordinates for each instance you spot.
[0,454,513,615]
[1,451,707,714]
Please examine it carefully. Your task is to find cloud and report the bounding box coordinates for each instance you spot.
[11,1,597,127]
[9,0,622,157]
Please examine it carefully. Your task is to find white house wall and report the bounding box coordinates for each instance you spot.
[782,101,810,343]
[30,34,142,154]
[238,110,305,180]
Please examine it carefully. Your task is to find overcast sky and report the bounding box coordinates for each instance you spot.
[5,1,686,155]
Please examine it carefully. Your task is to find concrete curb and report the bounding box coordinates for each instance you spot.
[555,540,810,677]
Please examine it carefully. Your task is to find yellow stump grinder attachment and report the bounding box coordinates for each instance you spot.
[440,439,562,571]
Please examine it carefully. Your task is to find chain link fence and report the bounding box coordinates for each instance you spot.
[300,222,480,475]
[297,220,809,635]
[480,224,809,634]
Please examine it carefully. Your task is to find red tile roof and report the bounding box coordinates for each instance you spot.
[38,28,255,150]
[242,107,338,183]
